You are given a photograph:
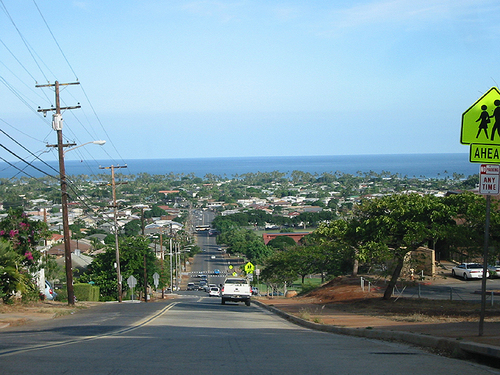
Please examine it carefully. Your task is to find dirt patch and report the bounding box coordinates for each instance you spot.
[257,277,500,347]
[0,300,97,328]
[257,276,500,324]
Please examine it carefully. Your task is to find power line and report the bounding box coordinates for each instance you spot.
[79,83,126,164]
[0,75,50,120]
[0,59,49,105]
[32,0,78,81]
[0,127,59,175]
[0,143,56,179]
[30,1,125,166]
[0,39,37,83]
[1,1,126,182]
[0,0,49,82]
[0,155,38,179]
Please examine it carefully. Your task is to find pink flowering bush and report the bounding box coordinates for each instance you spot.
[0,208,50,273]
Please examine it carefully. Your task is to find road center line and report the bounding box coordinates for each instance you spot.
[0,302,178,357]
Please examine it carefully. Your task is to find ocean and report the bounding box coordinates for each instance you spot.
[0,153,480,180]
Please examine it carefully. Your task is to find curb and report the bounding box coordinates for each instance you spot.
[252,300,500,362]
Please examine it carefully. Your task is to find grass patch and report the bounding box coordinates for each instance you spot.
[299,308,311,321]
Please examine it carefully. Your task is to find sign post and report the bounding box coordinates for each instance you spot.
[479,193,491,337]
[476,165,499,336]
[460,87,500,336]
[153,272,160,289]
[462,88,500,336]
[127,275,137,301]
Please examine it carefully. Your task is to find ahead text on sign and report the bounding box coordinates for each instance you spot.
[470,144,500,163]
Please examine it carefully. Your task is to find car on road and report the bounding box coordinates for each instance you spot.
[210,255,216,259]
[44,280,57,301]
[213,269,220,274]
[488,263,500,278]
[198,280,208,291]
[451,263,489,280]
[187,282,196,291]
[208,287,220,297]
[221,277,252,306]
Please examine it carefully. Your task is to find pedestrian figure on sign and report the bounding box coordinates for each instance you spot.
[491,100,500,141]
[476,104,490,139]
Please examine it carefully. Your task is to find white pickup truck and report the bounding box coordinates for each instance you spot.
[221,277,251,306]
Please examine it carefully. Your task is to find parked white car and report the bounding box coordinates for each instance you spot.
[488,263,500,278]
[451,263,489,280]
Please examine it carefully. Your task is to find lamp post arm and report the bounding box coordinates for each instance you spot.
[63,140,106,155]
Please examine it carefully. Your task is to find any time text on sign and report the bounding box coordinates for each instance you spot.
[479,164,500,195]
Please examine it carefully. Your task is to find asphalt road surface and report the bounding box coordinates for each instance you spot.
[188,230,247,288]
[1,295,499,375]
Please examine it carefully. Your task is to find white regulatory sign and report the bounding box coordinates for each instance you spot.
[127,275,137,289]
[479,164,500,195]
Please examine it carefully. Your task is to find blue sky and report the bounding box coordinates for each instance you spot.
[1,0,500,164]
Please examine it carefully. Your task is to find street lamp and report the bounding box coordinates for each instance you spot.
[63,140,106,155]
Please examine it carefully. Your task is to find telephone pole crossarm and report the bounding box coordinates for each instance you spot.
[37,105,81,113]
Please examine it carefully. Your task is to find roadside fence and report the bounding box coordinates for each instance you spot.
[360,276,499,305]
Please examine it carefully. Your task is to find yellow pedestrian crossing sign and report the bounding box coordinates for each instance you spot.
[244,262,255,274]
[461,87,500,145]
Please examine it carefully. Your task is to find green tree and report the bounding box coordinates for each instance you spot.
[69,218,86,241]
[144,205,167,218]
[444,191,500,262]
[78,245,117,299]
[244,239,273,263]
[104,234,116,245]
[90,237,105,251]
[41,254,64,284]
[267,236,296,250]
[261,250,297,286]
[79,236,160,300]
[124,219,142,236]
[353,193,454,299]
[120,236,161,292]
[314,218,386,277]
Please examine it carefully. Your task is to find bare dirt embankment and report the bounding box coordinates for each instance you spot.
[0,300,98,328]
[256,276,500,347]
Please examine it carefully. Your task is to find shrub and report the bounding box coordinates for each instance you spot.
[298,281,318,296]
[74,283,100,301]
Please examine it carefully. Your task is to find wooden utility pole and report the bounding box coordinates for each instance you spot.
[37,80,80,306]
[100,164,127,302]
[160,230,165,299]
[143,251,148,302]
[141,206,145,235]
